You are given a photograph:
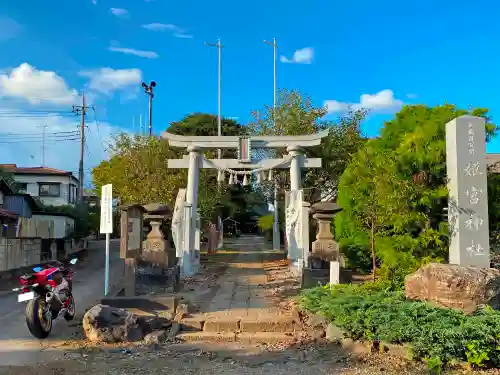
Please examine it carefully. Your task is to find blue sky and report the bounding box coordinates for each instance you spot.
[0,0,499,177]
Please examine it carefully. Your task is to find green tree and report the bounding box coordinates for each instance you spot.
[336,104,497,281]
[336,142,417,280]
[168,113,267,223]
[92,114,255,226]
[168,113,246,137]
[249,89,367,201]
[92,135,186,205]
[0,167,20,192]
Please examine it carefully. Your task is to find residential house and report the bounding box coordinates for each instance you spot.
[0,179,19,237]
[0,178,41,236]
[0,165,79,207]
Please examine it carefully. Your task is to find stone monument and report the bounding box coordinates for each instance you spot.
[119,204,146,297]
[446,115,490,268]
[405,115,500,312]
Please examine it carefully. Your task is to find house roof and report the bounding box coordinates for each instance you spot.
[0,164,78,179]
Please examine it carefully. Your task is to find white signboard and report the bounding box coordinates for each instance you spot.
[99,184,113,234]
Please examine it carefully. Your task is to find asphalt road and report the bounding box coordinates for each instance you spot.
[0,239,123,366]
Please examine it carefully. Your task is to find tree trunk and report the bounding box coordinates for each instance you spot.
[370,217,376,282]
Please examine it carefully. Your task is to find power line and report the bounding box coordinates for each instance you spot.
[0,132,79,140]
[0,138,79,144]
[0,130,79,136]
[90,107,108,152]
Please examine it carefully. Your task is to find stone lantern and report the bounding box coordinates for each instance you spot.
[310,201,343,263]
[141,203,176,268]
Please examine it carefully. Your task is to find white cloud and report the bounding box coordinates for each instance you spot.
[110,8,129,18]
[0,63,130,184]
[0,63,78,106]
[108,45,159,59]
[142,23,176,31]
[324,89,404,114]
[280,47,314,64]
[79,68,142,95]
[0,16,22,41]
[142,23,193,38]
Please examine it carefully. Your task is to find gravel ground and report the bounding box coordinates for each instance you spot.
[0,341,433,375]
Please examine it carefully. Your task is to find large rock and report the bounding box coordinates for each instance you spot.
[82,304,171,343]
[404,263,500,314]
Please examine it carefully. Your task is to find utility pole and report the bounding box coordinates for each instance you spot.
[206,38,224,251]
[142,81,156,136]
[264,38,280,251]
[37,124,48,167]
[72,93,91,204]
[205,39,223,172]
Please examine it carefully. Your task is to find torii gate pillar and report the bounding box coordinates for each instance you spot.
[288,145,303,191]
[183,146,201,276]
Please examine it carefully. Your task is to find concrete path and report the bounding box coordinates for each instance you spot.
[178,235,299,342]
[0,239,123,366]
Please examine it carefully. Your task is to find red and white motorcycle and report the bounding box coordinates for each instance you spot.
[13,258,77,338]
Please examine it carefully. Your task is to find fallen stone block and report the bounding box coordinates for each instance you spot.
[82,304,171,343]
[144,330,167,345]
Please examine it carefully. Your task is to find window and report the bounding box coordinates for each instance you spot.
[38,183,60,197]
[17,183,27,192]
[68,184,76,204]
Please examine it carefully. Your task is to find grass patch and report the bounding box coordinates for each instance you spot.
[299,282,500,370]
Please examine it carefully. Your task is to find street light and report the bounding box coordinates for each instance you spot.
[142,81,156,136]
[264,38,280,252]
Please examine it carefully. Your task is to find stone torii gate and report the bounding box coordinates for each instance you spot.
[163,130,328,276]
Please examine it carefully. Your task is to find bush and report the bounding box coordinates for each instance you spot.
[299,282,500,370]
[257,214,274,231]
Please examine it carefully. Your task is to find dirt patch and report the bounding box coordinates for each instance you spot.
[0,340,434,375]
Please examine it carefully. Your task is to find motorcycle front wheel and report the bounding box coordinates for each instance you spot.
[26,298,52,339]
[64,294,75,321]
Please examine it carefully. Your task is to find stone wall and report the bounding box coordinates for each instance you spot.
[64,238,89,256]
[0,238,42,272]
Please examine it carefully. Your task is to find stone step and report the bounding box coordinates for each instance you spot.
[201,314,296,333]
[176,332,295,344]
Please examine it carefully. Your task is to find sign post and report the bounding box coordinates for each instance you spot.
[100,184,113,295]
